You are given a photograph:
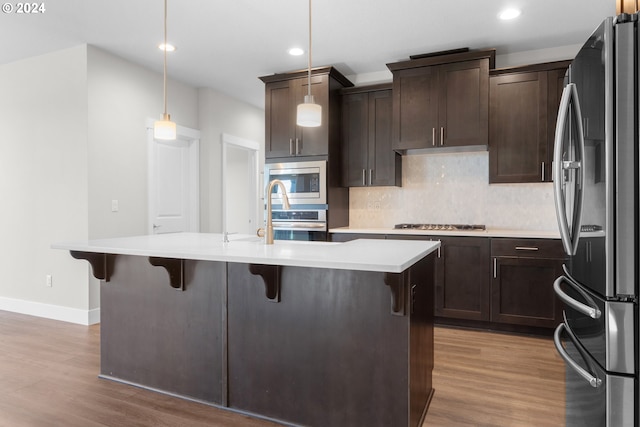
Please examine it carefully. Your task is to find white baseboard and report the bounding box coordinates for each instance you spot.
[0,296,100,325]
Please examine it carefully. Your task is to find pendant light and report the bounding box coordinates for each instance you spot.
[296,0,322,127]
[153,0,177,140]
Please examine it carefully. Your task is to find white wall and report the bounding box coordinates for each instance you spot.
[0,45,263,325]
[87,46,199,240]
[198,88,264,232]
[0,46,92,322]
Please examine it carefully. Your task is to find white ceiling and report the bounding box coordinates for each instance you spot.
[1,0,615,108]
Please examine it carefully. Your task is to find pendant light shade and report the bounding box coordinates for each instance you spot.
[154,113,177,140]
[153,0,176,140]
[296,0,321,128]
[297,95,322,127]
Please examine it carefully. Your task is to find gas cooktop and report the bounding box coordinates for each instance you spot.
[393,223,486,231]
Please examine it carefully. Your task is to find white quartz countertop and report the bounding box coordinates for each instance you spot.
[52,232,440,273]
[329,227,561,239]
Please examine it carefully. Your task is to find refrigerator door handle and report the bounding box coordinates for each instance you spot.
[553,84,574,255]
[553,273,601,319]
[570,83,586,254]
[553,323,602,388]
[552,83,585,256]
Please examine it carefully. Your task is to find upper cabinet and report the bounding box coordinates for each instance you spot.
[341,84,401,187]
[387,49,495,151]
[259,67,353,160]
[489,61,571,183]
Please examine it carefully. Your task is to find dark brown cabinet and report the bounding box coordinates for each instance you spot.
[386,235,491,322]
[489,61,570,183]
[387,50,495,151]
[341,84,401,187]
[260,67,353,160]
[491,238,566,328]
[332,232,565,332]
[435,237,491,321]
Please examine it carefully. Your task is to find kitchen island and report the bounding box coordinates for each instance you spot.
[53,233,439,427]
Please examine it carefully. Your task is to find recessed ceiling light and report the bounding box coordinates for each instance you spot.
[498,8,521,20]
[288,47,304,56]
[158,43,176,52]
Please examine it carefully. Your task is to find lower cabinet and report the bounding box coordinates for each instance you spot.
[331,232,565,332]
[490,238,565,328]
[434,237,491,321]
[386,235,491,322]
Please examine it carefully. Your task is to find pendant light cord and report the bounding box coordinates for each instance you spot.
[163,0,168,116]
[307,0,312,97]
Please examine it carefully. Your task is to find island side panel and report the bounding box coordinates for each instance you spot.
[409,255,435,426]
[100,255,226,404]
[227,263,411,427]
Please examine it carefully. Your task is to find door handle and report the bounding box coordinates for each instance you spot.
[553,83,584,256]
[432,128,436,146]
[440,127,444,146]
[553,323,602,388]
[289,138,294,156]
[553,272,601,319]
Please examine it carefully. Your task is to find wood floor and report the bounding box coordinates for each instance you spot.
[0,311,564,426]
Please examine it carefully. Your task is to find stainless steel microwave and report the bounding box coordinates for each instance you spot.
[264,160,327,206]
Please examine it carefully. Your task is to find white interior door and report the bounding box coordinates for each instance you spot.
[147,122,200,234]
[222,133,260,236]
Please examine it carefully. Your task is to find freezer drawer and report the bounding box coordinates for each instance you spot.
[554,270,635,375]
[554,323,635,426]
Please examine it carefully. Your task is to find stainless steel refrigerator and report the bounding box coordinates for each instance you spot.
[552,13,638,427]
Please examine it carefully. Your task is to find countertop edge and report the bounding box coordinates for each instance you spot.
[52,234,441,273]
[329,227,561,239]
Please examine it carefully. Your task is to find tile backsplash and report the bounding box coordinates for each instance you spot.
[348,151,559,232]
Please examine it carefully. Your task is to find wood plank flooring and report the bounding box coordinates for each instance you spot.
[0,311,564,426]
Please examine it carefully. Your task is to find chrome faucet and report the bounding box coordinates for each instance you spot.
[262,179,290,245]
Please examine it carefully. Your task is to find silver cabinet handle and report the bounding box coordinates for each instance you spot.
[362,169,366,186]
[295,138,300,155]
[541,162,545,181]
[432,128,436,146]
[369,169,372,186]
[289,138,294,155]
[515,246,539,251]
[553,323,602,388]
[493,258,497,279]
[553,273,601,319]
[440,127,444,146]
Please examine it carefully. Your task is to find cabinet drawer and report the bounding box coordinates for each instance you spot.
[491,238,565,259]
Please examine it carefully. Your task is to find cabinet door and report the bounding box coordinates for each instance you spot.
[392,66,439,150]
[489,71,548,183]
[341,92,369,187]
[296,74,329,156]
[265,80,296,158]
[491,257,563,328]
[438,59,489,147]
[368,90,398,186]
[435,237,491,321]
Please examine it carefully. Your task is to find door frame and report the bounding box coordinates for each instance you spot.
[221,133,260,236]
[146,119,200,234]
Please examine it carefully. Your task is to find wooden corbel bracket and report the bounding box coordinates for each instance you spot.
[248,264,281,302]
[148,257,185,291]
[384,272,406,316]
[70,251,115,282]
